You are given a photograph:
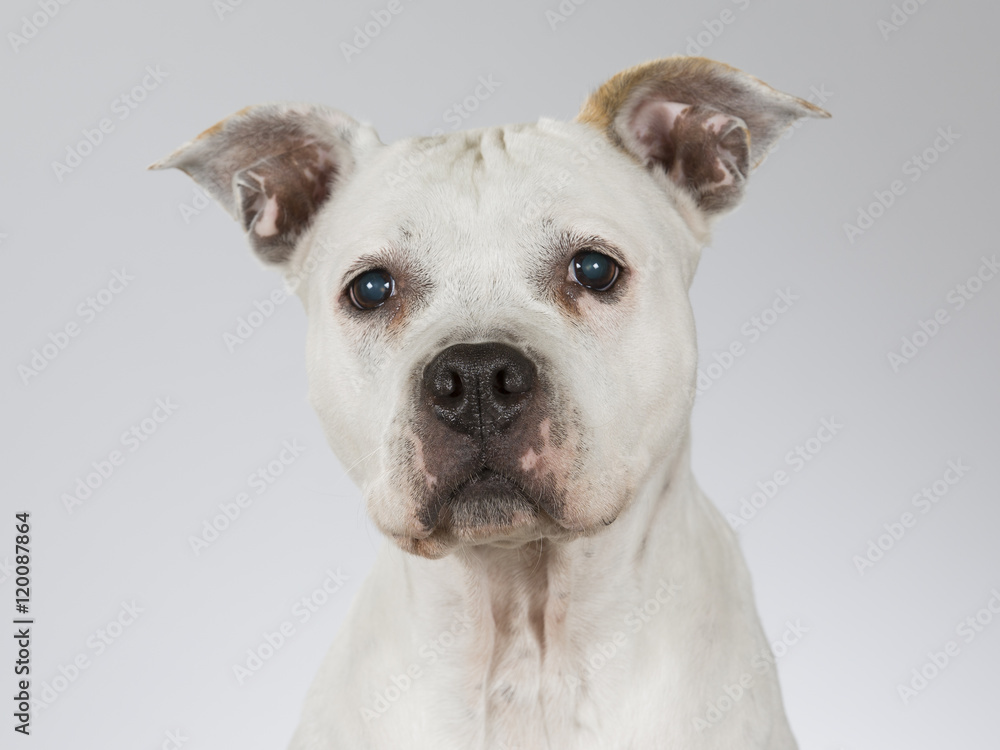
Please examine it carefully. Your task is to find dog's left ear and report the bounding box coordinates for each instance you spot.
[150,104,379,265]
[578,56,829,216]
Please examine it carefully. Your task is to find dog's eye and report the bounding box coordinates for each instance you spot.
[348,269,394,310]
[570,250,620,291]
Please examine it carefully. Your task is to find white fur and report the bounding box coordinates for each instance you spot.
[279,120,796,749]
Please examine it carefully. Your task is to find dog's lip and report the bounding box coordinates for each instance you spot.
[416,465,538,534]
[459,467,517,487]
[447,466,533,502]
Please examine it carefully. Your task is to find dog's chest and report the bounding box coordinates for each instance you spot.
[411,640,634,750]
[401,593,643,750]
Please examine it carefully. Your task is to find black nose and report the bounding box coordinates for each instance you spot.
[423,343,536,437]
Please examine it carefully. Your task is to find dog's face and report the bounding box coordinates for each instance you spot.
[301,122,704,557]
[154,57,826,558]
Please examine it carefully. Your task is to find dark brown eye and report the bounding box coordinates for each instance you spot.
[348,269,394,310]
[570,250,620,291]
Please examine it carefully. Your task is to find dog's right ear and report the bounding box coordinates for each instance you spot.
[150,104,380,265]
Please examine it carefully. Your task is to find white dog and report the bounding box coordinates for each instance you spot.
[154,56,827,749]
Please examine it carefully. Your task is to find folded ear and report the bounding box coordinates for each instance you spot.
[578,56,829,216]
[150,104,379,264]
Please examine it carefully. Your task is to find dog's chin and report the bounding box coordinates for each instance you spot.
[392,470,574,559]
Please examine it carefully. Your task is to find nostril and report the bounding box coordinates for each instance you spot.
[494,369,510,395]
[495,364,532,395]
[431,369,463,399]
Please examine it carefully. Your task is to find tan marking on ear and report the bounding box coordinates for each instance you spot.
[192,105,254,142]
[577,56,830,169]
[578,56,829,128]
[149,106,257,170]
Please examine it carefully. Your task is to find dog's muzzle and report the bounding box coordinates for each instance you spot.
[406,341,571,546]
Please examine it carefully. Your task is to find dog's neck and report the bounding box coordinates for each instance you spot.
[343,435,785,748]
[446,439,689,632]
[393,434,755,714]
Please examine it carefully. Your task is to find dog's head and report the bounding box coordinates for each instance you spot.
[153,57,826,558]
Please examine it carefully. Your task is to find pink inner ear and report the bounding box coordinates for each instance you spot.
[232,141,340,262]
[623,97,751,213]
[629,100,693,166]
[254,191,281,238]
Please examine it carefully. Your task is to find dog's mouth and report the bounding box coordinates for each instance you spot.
[418,467,543,539]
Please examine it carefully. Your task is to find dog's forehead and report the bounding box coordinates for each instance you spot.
[327,120,669,266]
[376,119,623,201]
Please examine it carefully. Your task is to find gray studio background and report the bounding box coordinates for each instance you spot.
[2,0,998,747]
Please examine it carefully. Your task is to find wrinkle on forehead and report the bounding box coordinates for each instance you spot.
[387,124,577,193]
[401,127,524,207]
